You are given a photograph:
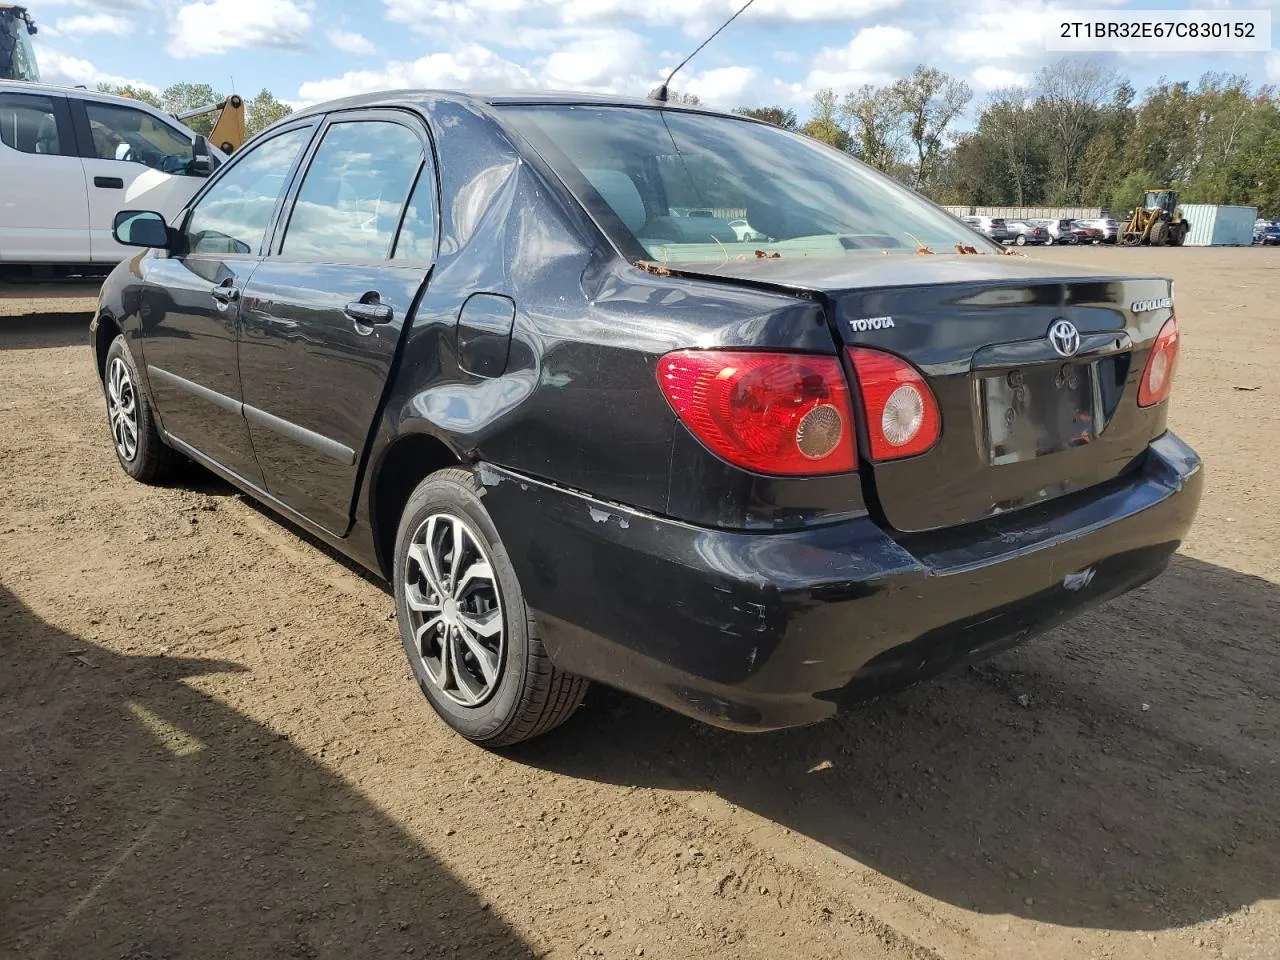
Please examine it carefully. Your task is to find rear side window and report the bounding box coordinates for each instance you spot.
[84,101,193,174]
[281,120,423,262]
[392,162,437,261]
[501,105,992,264]
[186,126,312,256]
[0,92,64,156]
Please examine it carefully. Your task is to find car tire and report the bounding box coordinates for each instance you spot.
[1015,235,1026,246]
[393,467,588,746]
[1045,236,1054,245]
[103,334,175,484]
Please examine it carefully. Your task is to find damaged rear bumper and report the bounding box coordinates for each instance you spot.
[479,432,1203,731]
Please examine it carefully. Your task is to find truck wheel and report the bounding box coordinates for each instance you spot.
[103,335,175,484]
[1150,221,1170,246]
[393,467,588,746]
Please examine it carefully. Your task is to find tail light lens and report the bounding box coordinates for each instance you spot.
[847,348,941,460]
[1138,316,1179,406]
[656,350,856,475]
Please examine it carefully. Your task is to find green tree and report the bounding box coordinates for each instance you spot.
[892,66,972,189]
[840,84,904,172]
[95,84,163,109]
[734,105,798,130]
[801,89,851,151]
[160,82,225,136]
[245,88,293,137]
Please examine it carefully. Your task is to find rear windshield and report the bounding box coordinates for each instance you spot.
[499,105,995,265]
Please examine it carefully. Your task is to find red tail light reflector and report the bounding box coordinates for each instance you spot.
[656,350,856,475]
[1138,316,1179,407]
[846,347,941,461]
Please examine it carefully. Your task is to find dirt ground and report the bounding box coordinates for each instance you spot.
[2,248,1277,960]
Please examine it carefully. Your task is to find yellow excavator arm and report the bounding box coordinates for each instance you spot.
[175,95,245,154]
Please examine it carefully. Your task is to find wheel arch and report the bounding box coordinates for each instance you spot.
[369,429,465,579]
[93,311,122,382]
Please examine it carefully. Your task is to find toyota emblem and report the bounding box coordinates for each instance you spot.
[1048,319,1081,358]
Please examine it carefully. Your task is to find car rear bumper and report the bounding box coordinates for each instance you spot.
[480,432,1202,731]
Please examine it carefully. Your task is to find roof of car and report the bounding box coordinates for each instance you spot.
[0,79,169,112]
[288,88,738,121]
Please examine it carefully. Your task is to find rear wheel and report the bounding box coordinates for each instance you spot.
[103,335,175,484]
[1044,235,1054,246]
[393,467,588,746]
[1015,234,1026,246]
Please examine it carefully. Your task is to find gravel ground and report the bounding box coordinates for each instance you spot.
[1,247,1277,960]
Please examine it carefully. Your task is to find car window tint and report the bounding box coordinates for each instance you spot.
[501,105,993,264]
[392,162,436,261]
[0,93,62,155]
[281,121,423,261]
[186,126,312,257]
[84,102,193,174]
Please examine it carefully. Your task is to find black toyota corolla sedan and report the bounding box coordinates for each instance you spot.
[91,90,1202,745]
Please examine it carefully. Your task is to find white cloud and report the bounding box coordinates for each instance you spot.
[803,25,916,91]
[944,0,1067,64]
[1268,51,1280,83]
[971,65,1032,92]
[538,29,646,89]
[168,0,311,58]
[33,45,159,92]
[296,44,536,104]
[680,66,759,105]
[54,13,135,35]
[327,28,375,55]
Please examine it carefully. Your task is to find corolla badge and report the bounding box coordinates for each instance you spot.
[849,315,895,332]
[1048,318,1081,358]
[1131,297,1173,313]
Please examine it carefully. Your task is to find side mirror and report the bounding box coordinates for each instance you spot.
[191,134,213,177]
[113,210,170,249]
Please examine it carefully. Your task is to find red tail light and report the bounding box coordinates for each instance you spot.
[656,350,856,475]
[1138,316,1179,407]
[847,348,941,460]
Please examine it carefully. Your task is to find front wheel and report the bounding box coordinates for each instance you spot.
[103,335,174,483]
[393,468,588,746]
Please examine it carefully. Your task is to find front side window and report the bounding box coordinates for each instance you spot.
[186,126,312,257]
[0,93,62,156]
[84,101,195,174]
[281,121,423,262]
[501,105,994,265]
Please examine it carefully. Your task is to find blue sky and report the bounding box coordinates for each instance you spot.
[29,0,1280,121]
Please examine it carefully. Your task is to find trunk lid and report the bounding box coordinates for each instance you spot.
[671,255,1175,532]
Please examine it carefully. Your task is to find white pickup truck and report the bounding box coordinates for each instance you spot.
[0,80,225,278]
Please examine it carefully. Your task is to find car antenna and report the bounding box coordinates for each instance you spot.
[649,0,756,103]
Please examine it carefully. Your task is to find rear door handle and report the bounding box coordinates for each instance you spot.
[344,298,393,325]
[93,176,124,189]
[210,282,240,305]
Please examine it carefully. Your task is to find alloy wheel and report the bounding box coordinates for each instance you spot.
[403,512,505,707]
[106,356,139,462]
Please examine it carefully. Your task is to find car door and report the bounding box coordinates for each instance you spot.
[237,111,436,534]
[138,123,317,487]
[72,97,204,262]
[0,89,90,262]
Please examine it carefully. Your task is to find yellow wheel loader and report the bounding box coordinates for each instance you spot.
[1122,190,1190,246]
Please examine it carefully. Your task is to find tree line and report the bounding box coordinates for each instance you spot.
[96,82,293,140]
[737,60,1280,218]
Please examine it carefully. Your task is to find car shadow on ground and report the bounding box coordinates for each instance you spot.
[0,585,533,959]
[0,313,95,351]
[514,554,1280,935]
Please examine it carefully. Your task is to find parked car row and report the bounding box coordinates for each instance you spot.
[1254,219,1280,245]
[961,215,1121,246]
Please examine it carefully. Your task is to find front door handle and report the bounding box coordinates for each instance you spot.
[344,296,393,326]
[94,176,124,189]
[210,281,241,306]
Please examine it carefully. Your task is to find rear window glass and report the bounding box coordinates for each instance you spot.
[500,105,992,265]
